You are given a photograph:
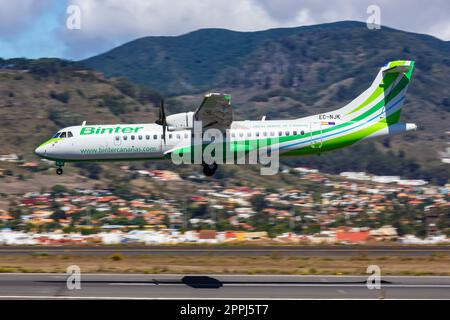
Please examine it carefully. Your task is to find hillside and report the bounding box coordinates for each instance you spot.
[82,21,450,96]
[82,21,450,184]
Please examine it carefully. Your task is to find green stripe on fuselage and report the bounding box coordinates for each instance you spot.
[283,119,389,156]
[38,138,62,148]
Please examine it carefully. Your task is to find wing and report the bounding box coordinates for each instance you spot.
[194,93,233,133]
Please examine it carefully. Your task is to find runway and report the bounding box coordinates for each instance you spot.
[0,274,449,299]
[0,245,448,256]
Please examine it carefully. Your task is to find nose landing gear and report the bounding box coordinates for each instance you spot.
[55,160,65,175]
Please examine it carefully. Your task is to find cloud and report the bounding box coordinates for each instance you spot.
[61,0,294,59]
[2,0,450,60]
[0,0,52,37]
[428,22,450,41]
[61,0,450,59]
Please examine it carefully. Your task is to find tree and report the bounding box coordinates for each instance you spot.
[250,194,267,213]
[114,77,136,98]
[49,90,70,103]
[51,208,66,221]
[51,184,68,195]
[75,163,102,179]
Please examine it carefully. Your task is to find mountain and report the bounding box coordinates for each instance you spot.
[81,21,450,184]
[82,21,450,94]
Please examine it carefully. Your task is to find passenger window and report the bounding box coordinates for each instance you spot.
[138,135,142,140]
[285,131,290,136]
[278,131,282,136]
[60,132,67,138]
[169,134,173,139]
[153,135,157,139]
[256,132,260,137]
[115,136,120,141]
[131,135,135,140]
[270,132,275,137]
[263,132,267,137]
[239,132,243,137]
[301,130,304,135]
[123,135,128,140]
[293,131,297,136]
[184,133,188,139]
[176,134,180,139]
[68,132,73,138]
[146,135,150,140]
[247,132,251,137]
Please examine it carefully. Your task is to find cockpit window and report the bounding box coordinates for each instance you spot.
[60,132,67,138]
[53,132,61,138]
[68,131,73,138]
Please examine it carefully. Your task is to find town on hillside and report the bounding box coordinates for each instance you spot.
[1,156,448,245]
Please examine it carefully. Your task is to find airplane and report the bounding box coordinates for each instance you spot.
[35,60,417,176]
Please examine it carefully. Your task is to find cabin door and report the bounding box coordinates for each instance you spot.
[309,122,323,149]
[114,134,121,146]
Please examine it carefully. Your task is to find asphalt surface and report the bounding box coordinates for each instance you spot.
[0,245,449,256]
[0,274,449,299]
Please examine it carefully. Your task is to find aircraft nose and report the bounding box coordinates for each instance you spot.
[34,146,45,157]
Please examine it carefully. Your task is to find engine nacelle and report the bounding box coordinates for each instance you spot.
[166,112,195,131]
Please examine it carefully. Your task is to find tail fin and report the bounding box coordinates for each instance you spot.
[336,60,415,124]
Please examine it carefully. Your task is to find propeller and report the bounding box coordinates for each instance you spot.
[156,98,167,143]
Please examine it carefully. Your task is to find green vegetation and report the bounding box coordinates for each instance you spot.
[109,253,124,261]
[49,90,70,103]
[48,107,80,127]
[74,163,103,179]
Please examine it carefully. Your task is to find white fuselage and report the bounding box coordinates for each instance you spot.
[35,119,316,161]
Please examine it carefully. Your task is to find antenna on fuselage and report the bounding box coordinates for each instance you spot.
[81,121,86,126]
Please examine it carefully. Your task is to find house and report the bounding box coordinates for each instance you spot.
[198,230,217,243]
[336,227,370,243]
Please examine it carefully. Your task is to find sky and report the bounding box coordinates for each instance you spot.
[1,0,450,61]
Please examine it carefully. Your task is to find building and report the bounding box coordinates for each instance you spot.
[336,227,370,243]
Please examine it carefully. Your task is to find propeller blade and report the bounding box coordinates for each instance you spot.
[158,108,162,122]
[161,99,166,121]
[156,98,166,126]
[161,99,166,144]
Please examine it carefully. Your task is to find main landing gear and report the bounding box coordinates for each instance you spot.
[55,160,65,175]
[202,161,218,177]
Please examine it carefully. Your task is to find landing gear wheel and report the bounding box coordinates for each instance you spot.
[202,162,218,177]
[55,160,65,175]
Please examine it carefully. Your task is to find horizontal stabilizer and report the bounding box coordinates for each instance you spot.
[383,65,412,74]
